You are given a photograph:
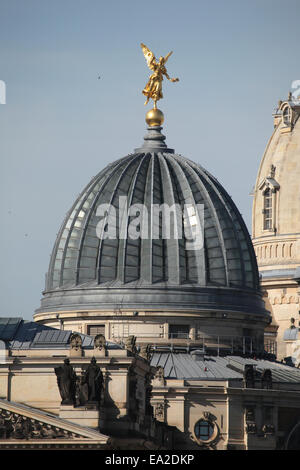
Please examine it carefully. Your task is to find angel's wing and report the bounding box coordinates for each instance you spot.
[141,43,156,71]
[164,51,173,63]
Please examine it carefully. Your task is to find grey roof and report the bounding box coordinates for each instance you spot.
[225,356,300,384]
[37,126,266,318]
[0,317,120,350]
[151,353,300,383]
[0,317,22,341]
[151,352,242,380]
[32,329,73,348]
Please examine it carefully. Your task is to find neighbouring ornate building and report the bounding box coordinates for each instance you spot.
[0,317,174,449]
[252,93,300,361]
[1,93,300,450]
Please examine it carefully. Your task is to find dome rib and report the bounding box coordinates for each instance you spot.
[149,153,168,283]
[140,154,154,283]
[157,153,182,285]
[96,153,143,284]
[164,154,205,284]
[122,153,151,284]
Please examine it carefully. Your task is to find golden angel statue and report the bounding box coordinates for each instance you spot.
[141,43,179,108]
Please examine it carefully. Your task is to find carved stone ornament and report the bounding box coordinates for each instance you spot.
[203,411,217,422]
[139,344,151,361]
[0,409,84,440]
[262,423,275,435]
[94,334,106,351]
[246,422,257,434]
[153,366,165,384]
[270,164,276,178]
[154,403,164,420]
[70,333,83,351]
[125,335,137,355]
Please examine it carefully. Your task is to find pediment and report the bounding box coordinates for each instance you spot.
[0,399,108,448]
[258,176,280,192]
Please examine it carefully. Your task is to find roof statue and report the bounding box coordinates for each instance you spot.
[141,43,179,127]
[54,358,76,405]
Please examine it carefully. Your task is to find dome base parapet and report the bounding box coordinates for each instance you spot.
[36,285,269,319]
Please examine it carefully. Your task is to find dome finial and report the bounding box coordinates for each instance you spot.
[145,107,164,127]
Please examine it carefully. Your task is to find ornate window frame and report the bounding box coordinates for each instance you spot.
[263,187,273,230]
[258,166,280,233]
[193,412,220,447]
[282,104,292,127]
[279,100,300,134]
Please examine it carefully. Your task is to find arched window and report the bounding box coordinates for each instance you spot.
[283,105,292,126]
[263,188,272,230]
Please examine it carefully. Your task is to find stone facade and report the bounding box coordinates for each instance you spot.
[252,97,300,360]
[151,379,294,450]
[0,336,172,449]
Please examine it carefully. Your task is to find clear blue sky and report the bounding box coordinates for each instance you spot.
[1,0,299,319]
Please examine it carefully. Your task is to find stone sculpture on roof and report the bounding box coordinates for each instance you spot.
[83,357,103,403]
[54,358,77,405]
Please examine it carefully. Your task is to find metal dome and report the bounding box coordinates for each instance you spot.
[36,125,266,317]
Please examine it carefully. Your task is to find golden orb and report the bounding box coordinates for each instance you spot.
[146,108,164,127]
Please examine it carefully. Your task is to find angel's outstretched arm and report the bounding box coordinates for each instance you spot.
[164,70,179,82]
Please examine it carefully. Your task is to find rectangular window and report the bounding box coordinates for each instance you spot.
[87,324,105,337]
[263,189,273,230]
[263,407,273,424]
[169,324,190,339]
[245,407,255,423]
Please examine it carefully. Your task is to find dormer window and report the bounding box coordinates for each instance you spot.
[282,105,292,126]
[259,165,280,232]
[263,188,272,230]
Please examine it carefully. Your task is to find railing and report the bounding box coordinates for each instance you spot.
[152,334,263,356]
[112,334,267,357]
[168,333,190,339]
[196,335,256,355]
